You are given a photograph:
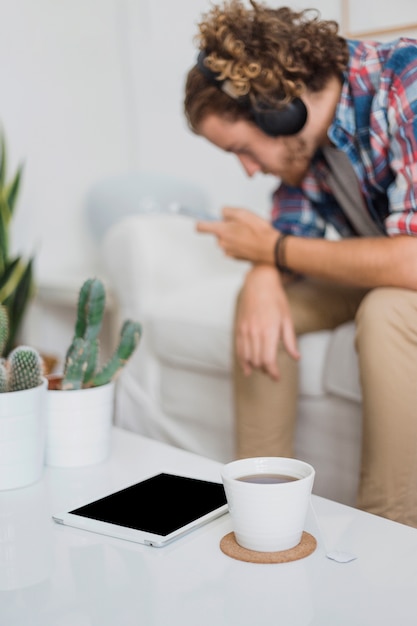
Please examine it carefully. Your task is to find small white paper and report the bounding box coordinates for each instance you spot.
[326,550,358,563]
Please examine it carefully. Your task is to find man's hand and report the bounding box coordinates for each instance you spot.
[196,207,279,265]
[236,265,300,381]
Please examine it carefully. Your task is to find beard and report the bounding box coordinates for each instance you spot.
[279,136,314,187]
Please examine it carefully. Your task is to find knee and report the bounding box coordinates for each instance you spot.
[355,288,417,349]
[356,289,392,329]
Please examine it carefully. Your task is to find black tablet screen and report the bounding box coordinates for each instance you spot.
[70,473,227,537]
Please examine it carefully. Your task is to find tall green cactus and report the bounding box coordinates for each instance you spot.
[91,320,142,387]
[74,278,105,342]
[61,277,142,390]
[62,278,105,389]
[61,338,91,391]
[0,306,44,392]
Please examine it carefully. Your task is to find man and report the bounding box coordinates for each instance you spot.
[183,0,417,526]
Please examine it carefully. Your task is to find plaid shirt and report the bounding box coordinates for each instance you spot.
[271,38,417,238]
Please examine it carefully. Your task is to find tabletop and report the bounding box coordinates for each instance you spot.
[1,427,417,626]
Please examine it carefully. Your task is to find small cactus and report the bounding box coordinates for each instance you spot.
[61,278,142,390]
[0,306,8,356]
[0,307,44,392]
[0,358,7,392]
[7,346,44,391]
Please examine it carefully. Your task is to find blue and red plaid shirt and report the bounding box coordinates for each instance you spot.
[271,38,417,238]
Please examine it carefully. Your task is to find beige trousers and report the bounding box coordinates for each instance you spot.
[234,279,417,527]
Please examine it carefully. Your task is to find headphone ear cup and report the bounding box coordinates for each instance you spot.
[252,97,307,136]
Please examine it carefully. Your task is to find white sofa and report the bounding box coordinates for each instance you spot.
[100,211,364,508]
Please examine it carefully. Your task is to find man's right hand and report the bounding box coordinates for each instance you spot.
[235,264,300,381]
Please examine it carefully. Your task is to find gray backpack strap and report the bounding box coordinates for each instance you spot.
[322,146,384,237]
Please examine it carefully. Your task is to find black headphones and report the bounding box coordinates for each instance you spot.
[197,50,307,137]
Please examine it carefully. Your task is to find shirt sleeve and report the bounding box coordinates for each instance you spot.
[383,47,417,236]
[271,183,327,238]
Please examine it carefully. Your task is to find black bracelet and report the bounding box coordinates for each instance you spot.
[273,233,292,274]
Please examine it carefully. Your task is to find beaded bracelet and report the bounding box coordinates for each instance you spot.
[273,233,292,274]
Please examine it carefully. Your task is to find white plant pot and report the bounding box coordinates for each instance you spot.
[0,379,47,491]
[45,381,115,467]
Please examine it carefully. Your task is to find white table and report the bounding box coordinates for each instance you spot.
[2,428,417,626]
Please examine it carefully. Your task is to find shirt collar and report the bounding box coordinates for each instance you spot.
[327,69,356,146]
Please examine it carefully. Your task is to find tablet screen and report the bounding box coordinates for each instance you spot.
[69,473,227,537]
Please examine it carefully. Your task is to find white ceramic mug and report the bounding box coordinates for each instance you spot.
[221,457,315,552]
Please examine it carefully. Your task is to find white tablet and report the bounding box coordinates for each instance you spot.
[52,472,228,547]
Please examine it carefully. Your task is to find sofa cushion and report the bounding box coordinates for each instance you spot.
[298,330,332,397]
[323,321,361,403]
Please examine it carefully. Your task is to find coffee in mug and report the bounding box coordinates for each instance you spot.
[237,473,298,484]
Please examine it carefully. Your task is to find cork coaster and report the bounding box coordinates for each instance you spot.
[220,531,317,564]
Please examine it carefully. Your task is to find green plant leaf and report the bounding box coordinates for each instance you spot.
[0,193,11,224]
[0,208,9,274]
[0,131,33,355]
[0,258,24,302]
[2,258,35,354]
[0,134,6,189]
[6,164,23,216]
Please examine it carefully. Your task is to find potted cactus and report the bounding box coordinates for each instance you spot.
[0,304,47,490]
[45,277,142,467]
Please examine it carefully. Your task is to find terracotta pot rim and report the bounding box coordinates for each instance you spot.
[46,374,114,392]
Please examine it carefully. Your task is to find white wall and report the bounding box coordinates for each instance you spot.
[0,1,133,279]
[0,0,343,286]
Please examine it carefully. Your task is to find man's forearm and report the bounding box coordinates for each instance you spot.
[282,234,417,290]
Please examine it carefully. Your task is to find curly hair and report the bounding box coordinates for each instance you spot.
[184,0,349,133]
